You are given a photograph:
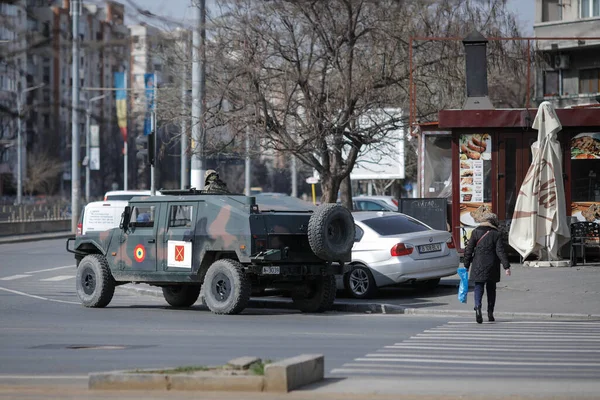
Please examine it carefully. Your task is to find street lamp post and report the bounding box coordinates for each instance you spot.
[85,94,107,202]
[14,83,45,205]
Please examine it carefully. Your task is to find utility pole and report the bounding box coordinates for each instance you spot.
[123,72,128,191]
[150,72,157,196]
[190,0,206,189]
[85,94,106,202]
[180,55,189,189]
[291,156,298,197]
[244,126,250,196]
[71,0,81,233]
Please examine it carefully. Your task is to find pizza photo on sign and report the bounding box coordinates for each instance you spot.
[571,133,600,159]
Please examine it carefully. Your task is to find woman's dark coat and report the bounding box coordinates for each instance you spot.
[464,223,511,283]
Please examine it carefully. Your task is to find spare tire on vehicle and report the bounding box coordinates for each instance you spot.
[308,203,355,261]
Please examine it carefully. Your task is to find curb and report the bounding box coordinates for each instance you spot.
[0,231,72,245]
[89,354,323,393]
[119,284,600,320]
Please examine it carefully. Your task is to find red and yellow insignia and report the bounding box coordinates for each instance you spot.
[134,244,146,263]
[175,245,185,262]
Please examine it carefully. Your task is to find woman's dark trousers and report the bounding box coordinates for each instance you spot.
[474,282,496,312]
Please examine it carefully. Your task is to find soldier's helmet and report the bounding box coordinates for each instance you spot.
[204,169,218,183]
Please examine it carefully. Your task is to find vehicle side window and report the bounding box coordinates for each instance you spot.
[168,205,192,228]
[360,201,386,211]
[130,205,155,228]
[355,225,364,242]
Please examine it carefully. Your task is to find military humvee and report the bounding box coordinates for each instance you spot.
[66,189,355,315]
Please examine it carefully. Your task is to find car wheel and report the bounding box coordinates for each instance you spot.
[291,275,336,313]
[76,254,115,308]
[344,265,377,299]
[162,285,201,307]
[203,259,251,315]
[308,204,355,261]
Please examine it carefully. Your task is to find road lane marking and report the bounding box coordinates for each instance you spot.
[0,274,31,281]
[365,353,599,362]
[447,321,600,325]
[26,265,75,274]
[354,357,600,367]
[39,275,75,282]
[416,332,600,339]
[0,286,79,305]
[384,345,600,353]
[0,375,87,380]
[405,336,600,342]
[331,367,600,378]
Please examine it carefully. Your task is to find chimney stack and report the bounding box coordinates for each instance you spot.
[462,31,494,110]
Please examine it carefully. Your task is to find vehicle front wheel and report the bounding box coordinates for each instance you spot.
[203,259,251,315]
[162,285,201,307]
[292,275,336,313]
[344,265,377,299]
[76,254,115,308]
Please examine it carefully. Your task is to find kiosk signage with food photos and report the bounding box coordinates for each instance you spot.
[458,133,493,248]
[570,132,600,224]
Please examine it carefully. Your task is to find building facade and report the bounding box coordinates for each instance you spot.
[534,0,600,107]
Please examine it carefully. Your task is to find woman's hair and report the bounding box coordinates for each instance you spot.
[482,212,499,227]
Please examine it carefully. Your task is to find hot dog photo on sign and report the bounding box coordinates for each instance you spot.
[459,134,491,161]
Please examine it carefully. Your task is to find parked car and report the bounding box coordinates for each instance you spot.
[339,211,459,299]
[352,196,398,212]
[103,190,157,201]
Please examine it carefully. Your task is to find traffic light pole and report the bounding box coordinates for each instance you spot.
[151,110,156,196]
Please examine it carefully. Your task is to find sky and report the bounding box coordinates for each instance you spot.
[124,0,536,33]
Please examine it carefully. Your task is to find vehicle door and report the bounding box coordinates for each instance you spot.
[160,202,197,272]
[120,202,159,272]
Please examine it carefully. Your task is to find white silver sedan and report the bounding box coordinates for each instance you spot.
[339,211,459,299]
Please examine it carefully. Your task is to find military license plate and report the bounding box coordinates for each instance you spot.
[418,243,442,253]
[262,266,280,275]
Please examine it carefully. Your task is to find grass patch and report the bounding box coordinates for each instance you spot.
[130,365,212,374]
[248,359,273,376]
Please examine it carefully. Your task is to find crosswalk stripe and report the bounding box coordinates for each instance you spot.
[384,345,600,353]
[447,321,600,326]
[39,275,75,282]
[424,329,600,335]
[354,357,600,367]
[402,336,600,342]
[330,368,600,378]
[365,353,598,362]
[0,274,31,281]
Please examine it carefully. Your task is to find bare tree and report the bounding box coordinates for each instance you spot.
[24,152,62,196]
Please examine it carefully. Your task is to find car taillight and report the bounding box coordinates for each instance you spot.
[392,199,398,206]
[391,243,413,257]
[77,223,82,236]
[447,237,456,249]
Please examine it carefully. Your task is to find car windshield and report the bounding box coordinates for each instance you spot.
[362,214,431,236]
[105,195,137,201]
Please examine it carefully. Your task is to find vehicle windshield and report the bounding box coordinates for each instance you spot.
[362,214,431,236]
[105,195,137,201]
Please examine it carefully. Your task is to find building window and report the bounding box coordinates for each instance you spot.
[581,0,600,18]
[542,0,562,21]
[579,68,600,94]
[543,70,560,96]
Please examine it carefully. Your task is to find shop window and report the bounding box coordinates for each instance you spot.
[423,134,452,198]
[581,0,600,18]
[543,70,559,96]
[571,133,600,223]
[542,0,562,21]
[579,68,600,94]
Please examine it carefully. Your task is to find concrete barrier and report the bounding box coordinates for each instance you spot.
[264,354,324,393]
[0,220,70,237]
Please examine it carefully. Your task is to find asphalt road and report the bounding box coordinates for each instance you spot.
[1,239,600,398]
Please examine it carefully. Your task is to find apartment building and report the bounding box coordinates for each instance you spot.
[534,0,600,107]
[0,0,130,197]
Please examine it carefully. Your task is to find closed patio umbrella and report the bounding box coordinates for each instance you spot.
[508,101,570,261]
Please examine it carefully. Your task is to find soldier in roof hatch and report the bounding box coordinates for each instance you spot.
[203,170,229,194]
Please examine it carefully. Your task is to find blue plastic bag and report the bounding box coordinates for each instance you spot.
[457,267,468,304]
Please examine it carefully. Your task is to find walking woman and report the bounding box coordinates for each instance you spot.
[463,212,511,323]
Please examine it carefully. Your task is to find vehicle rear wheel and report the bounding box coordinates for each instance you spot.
[308,204,355,261]
[162,285,201,307]
[344,265,377,299]
[76,254,115,308]
[203,259,251,315]
[292,275,336,313]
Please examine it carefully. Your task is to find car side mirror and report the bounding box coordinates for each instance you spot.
[120,206,132,230]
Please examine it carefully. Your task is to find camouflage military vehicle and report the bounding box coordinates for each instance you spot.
[66,189,355,315]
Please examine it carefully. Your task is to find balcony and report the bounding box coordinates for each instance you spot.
[534,17,600,51]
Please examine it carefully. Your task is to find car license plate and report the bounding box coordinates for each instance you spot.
[262,266,280,275]
[419,243,442,253]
